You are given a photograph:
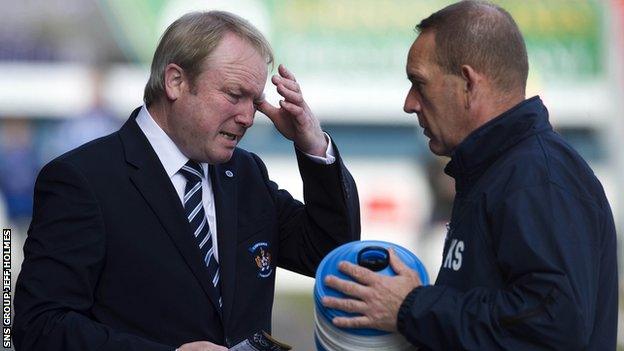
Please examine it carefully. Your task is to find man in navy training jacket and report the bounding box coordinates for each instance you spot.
[322,1,618,350]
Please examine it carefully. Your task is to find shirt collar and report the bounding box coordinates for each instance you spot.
[135,105,207,178]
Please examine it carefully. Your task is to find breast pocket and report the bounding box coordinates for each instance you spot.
[237,218,277,286]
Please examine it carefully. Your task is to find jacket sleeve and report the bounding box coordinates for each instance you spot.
[397,182,606,350]
[250,141,360,277]
[13,159,173,351]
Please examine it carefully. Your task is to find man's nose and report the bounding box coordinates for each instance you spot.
[403,90,421,114]
[235,101,255,128]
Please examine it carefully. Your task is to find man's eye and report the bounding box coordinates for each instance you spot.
[413,82,424,93]
[228,92,241,102]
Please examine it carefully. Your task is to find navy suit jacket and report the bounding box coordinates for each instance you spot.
[13,108,360,350]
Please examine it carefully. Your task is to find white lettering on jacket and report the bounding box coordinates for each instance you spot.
[443,239,464,271]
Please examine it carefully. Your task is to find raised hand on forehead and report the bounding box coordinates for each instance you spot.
[257,64,327,157]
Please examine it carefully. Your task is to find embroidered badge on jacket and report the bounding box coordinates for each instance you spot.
[249,242,273,278]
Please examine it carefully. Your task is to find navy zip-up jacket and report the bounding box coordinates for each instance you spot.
[397,97,618,350]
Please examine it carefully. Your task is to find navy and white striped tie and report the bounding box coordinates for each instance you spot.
[179,160,222,308]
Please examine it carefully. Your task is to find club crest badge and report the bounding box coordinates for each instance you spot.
[249,242,273,278]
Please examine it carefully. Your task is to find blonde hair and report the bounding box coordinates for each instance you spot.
[143,11,273,106]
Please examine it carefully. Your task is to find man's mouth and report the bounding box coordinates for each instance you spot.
[219,131,238,141]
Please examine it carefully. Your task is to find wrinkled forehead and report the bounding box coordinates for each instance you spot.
[204,35,268,90]
[205,34,266,67]
[406,32,438,75]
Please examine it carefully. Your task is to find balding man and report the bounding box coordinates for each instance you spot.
[323,1,617,349]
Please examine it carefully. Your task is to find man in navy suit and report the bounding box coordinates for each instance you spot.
[13,11,360,351]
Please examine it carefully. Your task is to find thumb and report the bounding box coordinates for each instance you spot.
[256,100,280,122]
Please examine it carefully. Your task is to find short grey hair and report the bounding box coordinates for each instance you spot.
[143,11,274,106]
[416,0,528,94]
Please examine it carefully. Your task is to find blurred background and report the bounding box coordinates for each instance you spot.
[0,0,622,349]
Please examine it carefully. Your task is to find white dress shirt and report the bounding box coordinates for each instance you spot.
[135,105,335,262]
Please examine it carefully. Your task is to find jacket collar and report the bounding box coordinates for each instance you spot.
[444,96,552,188]
[119,108,229,319]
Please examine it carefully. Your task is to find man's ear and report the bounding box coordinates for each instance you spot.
[164,63,185,101]
[460,65,480,109]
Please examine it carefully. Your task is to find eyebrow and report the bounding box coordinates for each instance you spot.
[228,84,263,101]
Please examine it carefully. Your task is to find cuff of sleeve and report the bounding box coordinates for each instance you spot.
[397,287,420,336]
[301,132,336,165]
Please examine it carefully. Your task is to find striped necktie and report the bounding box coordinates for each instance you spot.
[179,160,222,308]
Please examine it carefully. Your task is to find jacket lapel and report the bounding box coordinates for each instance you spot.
[119,109,223,315]
[210,163,238,330]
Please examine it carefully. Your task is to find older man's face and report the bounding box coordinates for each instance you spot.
[168,32,268,163]
[403,31,470,157]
